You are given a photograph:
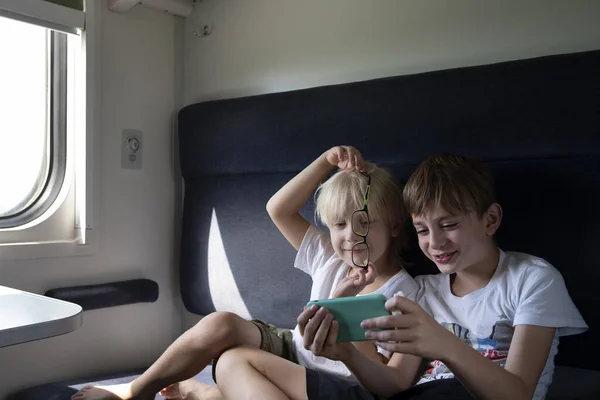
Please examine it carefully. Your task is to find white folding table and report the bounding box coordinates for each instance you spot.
[0,285,82,347]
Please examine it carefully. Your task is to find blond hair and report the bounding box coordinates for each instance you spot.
[315,161,407,265]
[403,154,496,217]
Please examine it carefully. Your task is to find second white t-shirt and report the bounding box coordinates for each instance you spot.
[414,250,588,400]
[292,225,419,380]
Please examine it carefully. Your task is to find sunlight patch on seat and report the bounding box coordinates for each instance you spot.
[208,208,251,320]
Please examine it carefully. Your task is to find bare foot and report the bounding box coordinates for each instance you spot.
[71,384,153,400]
[160,380,222,400]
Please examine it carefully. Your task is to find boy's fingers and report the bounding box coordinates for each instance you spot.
[343,276,357,288]
[365,328,401,342]
[311,312,334,353]
[366,325,416,342]
[335,147,344,163]
[355,272,365,286]
[345,146,360,169]
[374,341,413,355]
[302,319,318,347]
[326,320,339,347]
[303,307,328,350]
[297,305,319,336]
[365,264,377,283]
[361,313,414,330]
[384,295,419,314]
[343,146,353,166]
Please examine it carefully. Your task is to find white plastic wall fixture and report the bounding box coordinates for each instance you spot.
[108,0,193,17]
[107,0,138,13]
[139,0,193,17]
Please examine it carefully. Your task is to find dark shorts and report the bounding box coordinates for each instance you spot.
[389,379,474,400]
[306,369,474,400]
[212,319,297,383]
[306,368,383,400]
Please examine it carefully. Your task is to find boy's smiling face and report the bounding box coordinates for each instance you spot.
[412,204,501,275]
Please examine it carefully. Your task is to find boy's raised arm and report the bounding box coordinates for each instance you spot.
[266,146,362,250]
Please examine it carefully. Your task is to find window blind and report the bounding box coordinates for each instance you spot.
[0,0,85,34]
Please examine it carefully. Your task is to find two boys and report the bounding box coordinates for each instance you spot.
[213,153,587,400]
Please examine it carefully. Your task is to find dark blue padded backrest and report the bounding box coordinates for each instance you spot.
[178,50,600,370]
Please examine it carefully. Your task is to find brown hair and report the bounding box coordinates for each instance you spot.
[315,161,408,266]
[403,154,496,217]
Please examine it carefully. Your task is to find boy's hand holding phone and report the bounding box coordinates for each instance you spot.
[299,293,392,361]
[360,295,459,361]
[297,305,354,362]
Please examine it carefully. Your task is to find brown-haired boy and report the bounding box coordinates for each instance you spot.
[212,153,587,400]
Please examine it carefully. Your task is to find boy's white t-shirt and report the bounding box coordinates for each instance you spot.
[415,250,588,400]
[291,225,419,380]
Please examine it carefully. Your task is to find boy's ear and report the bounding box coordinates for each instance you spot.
[484,203,502,236]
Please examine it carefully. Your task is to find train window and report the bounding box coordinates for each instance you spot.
[0,16,68,229]
[0,1,91,257]
[0,17,73,229]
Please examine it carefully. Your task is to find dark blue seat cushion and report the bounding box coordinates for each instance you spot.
[178,49,600,371]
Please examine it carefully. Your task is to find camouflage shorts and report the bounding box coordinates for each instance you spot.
[211,319,298,383]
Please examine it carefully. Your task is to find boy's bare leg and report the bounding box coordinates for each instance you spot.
[160,379,222,400]
[215,346,308,400]
[71,312,262,400]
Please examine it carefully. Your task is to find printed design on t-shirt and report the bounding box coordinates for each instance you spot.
[418,320,513,383]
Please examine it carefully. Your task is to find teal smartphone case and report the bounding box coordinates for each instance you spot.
[306,293,390,342]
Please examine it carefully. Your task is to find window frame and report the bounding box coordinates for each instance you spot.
[0,0,98,259]
[0,29,68,229]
